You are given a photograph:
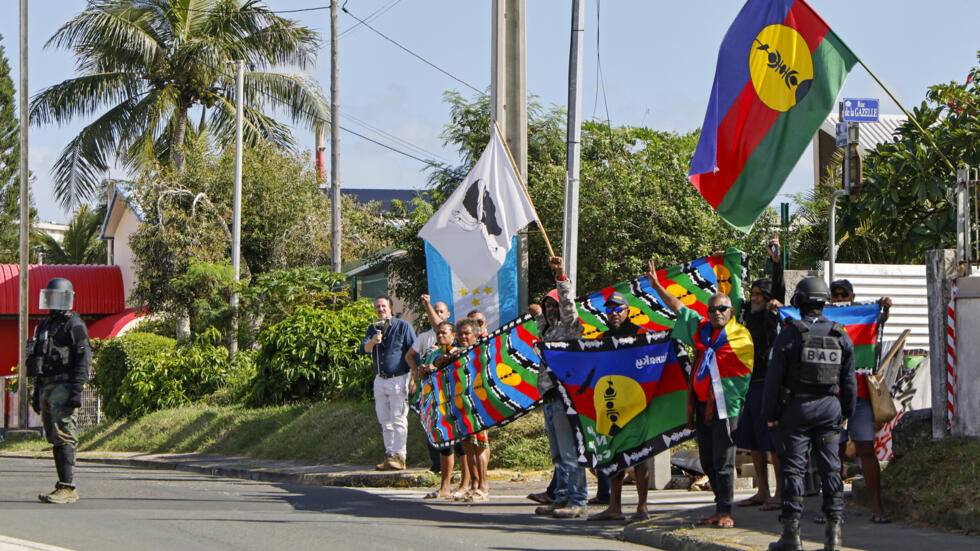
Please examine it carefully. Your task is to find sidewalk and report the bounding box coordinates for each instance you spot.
[4,450,975,550]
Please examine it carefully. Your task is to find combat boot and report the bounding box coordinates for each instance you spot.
[769,515,802,551]
[39,483,79,504]
[376,454,394,471]
[393,454,407,470]
[534,499,567,515]
[824,517,843,551]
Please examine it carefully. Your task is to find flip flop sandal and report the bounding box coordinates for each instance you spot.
[424,490,446,499]
[715,517,735,529]
[630,512,651,522]
[697,516,719,526]
[464,490,490,503]
[870,513,892,524]
[587,511,626,522]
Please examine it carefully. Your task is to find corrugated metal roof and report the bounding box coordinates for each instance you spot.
[820,114,907,152]
[820,262,928,350]
[0,264,126,315]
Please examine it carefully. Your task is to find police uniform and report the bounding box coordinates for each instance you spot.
[763,303,856,550]
[26,279,91,504]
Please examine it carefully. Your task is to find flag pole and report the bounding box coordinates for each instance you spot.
[492,119,556,258]
[858,60,957,173]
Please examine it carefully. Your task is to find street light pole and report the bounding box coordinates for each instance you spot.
[330,0,342,273]
[563,0,585,297]
[17,0,29,428]
[229,60,243,360]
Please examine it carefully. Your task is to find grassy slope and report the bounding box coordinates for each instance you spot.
[1,402,551,470]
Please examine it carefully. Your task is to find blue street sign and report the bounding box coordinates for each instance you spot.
[842,98,879,123]
[835,122,847,147]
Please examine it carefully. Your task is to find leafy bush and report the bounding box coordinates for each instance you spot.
[247,301,376,405]
[92,332,177,419]
[116,329,247,417]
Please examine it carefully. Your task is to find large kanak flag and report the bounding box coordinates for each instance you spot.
[419,125,536,288]
[690,0,858,231]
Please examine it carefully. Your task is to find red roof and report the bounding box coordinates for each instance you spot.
[0,264,126,315]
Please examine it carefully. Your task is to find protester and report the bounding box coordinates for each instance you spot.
[646,260,754,529]
[407,295,452,473]
[421,321,466,499]
[454,318,491,502]
[736,235,785,511]
[468,309,489,337]
[527,256,589,519]
[827,279,892,524]
[359,296,416,471]
[587,291,651,523]
[765,277,856,551]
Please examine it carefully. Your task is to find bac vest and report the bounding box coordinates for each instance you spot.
[788,319,845,391]
[26,314,75,378]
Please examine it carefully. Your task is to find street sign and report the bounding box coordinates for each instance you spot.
[836,122,848,147]
[842,98,879,123]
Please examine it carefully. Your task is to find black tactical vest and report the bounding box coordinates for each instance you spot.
[788,319,845,391]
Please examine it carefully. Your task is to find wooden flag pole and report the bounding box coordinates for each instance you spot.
[859,60,957,173]
[493,119,556,258]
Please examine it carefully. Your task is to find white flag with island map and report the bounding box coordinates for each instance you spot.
[418,124,536,289]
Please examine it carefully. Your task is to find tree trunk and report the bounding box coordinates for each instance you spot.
[176,308,191,342]
[173,105,189,171]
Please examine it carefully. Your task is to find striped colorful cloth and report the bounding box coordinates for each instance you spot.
[410,249,749,447]
[778,300,883,399]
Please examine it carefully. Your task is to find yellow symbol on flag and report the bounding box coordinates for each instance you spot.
[484,286,493,294]
[667,283,698,306]
[496,363,523,387]
[472,298,481,306]
[593,375,646,436]
[749,24,814,112]
[473,371,488,400]
[714,264,733,295]
[459,288,469,296]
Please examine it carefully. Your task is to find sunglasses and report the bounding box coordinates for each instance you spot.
[604,305,627,314]
[707,305,732,314]
[831,291,852,299]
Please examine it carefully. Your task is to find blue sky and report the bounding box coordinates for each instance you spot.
[1,0,978,224]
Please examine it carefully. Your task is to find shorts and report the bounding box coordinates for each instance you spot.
[735,380,773,452]
[439,443,465,457]
[842,398,875,442]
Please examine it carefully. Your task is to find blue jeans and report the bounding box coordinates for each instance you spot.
[542,395,587,507]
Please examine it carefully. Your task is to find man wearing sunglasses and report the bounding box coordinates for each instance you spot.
[645,260,754,530]
[468,310,489,338]
[587,291,649,523]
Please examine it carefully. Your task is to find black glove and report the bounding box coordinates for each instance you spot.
[31,386,41,414]
[67,384,84,409]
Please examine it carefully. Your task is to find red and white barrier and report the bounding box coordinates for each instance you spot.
[947,279,958,429]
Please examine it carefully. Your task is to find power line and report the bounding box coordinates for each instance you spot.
[340,108,454,165]
[341,4,483,95]
[340,125,443,167]
[337,0,402,40]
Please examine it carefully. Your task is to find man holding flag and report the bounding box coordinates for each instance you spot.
[645,260,754,529]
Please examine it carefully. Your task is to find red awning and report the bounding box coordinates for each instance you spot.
[87,309,143,340]
[0,264,125,315]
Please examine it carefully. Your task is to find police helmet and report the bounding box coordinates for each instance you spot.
[790,277,830,308]
[39,278,75,312]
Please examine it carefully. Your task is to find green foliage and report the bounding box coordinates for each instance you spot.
[117,329,254,417]
[171,259,238,337]
[244,266,349,327]
[92,332,177,419]
[0,33,38,264]
[30,0,328,208]
[835,51,980,264]
[37,204,107,264]
[247,301,376,406]
[384,92,776,321]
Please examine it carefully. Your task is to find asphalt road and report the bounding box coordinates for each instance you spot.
[0,458,655,551]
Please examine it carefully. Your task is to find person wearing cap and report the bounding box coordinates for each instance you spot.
[828,279,892,525]
[736,234,785,511]
[587,289,651,523]
[764,277,856,551]
[526,256,589,518]
[644,259,754,529]
[26,278,91,504]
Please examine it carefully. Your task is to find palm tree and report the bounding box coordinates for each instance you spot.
[38,204,107,265]
[30,0,328,209]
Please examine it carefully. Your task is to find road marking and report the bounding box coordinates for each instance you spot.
[0,535,76,551]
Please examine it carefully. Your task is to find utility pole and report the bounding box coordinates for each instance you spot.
[330,0,342,273]
[491,0,528,312]
[229,60,244,360]
[17,0,29,428]
[563,0,585,297]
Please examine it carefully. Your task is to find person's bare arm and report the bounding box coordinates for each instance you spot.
[421,294,441,328]
[644,259,684,314]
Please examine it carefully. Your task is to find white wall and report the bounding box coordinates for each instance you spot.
[114,208,141,304]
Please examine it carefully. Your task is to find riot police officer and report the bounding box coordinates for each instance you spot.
[763,277,856,551]
[26,278,91,504]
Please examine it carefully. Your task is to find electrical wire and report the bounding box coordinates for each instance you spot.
[341,3,484,95]
[340,125,442,167]
[337,0,403,40]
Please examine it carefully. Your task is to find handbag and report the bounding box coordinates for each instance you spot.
[866,372,897,431]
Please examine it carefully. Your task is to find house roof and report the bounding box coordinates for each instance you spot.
[100,182,145,240]
[0,264,126,315]
[819,114,907,152]
[331,188,430,212]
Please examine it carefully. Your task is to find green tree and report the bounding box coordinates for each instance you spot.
[30,0,328,209]
[37,204,107,264]
[0,33,37,264]
[835,51,980,264]
[385,92,775,322]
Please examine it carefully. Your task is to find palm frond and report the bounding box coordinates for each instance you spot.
[239,72,329,130]
[208,95,294,149]
[46,2,164,72]
[30,72,145,126]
